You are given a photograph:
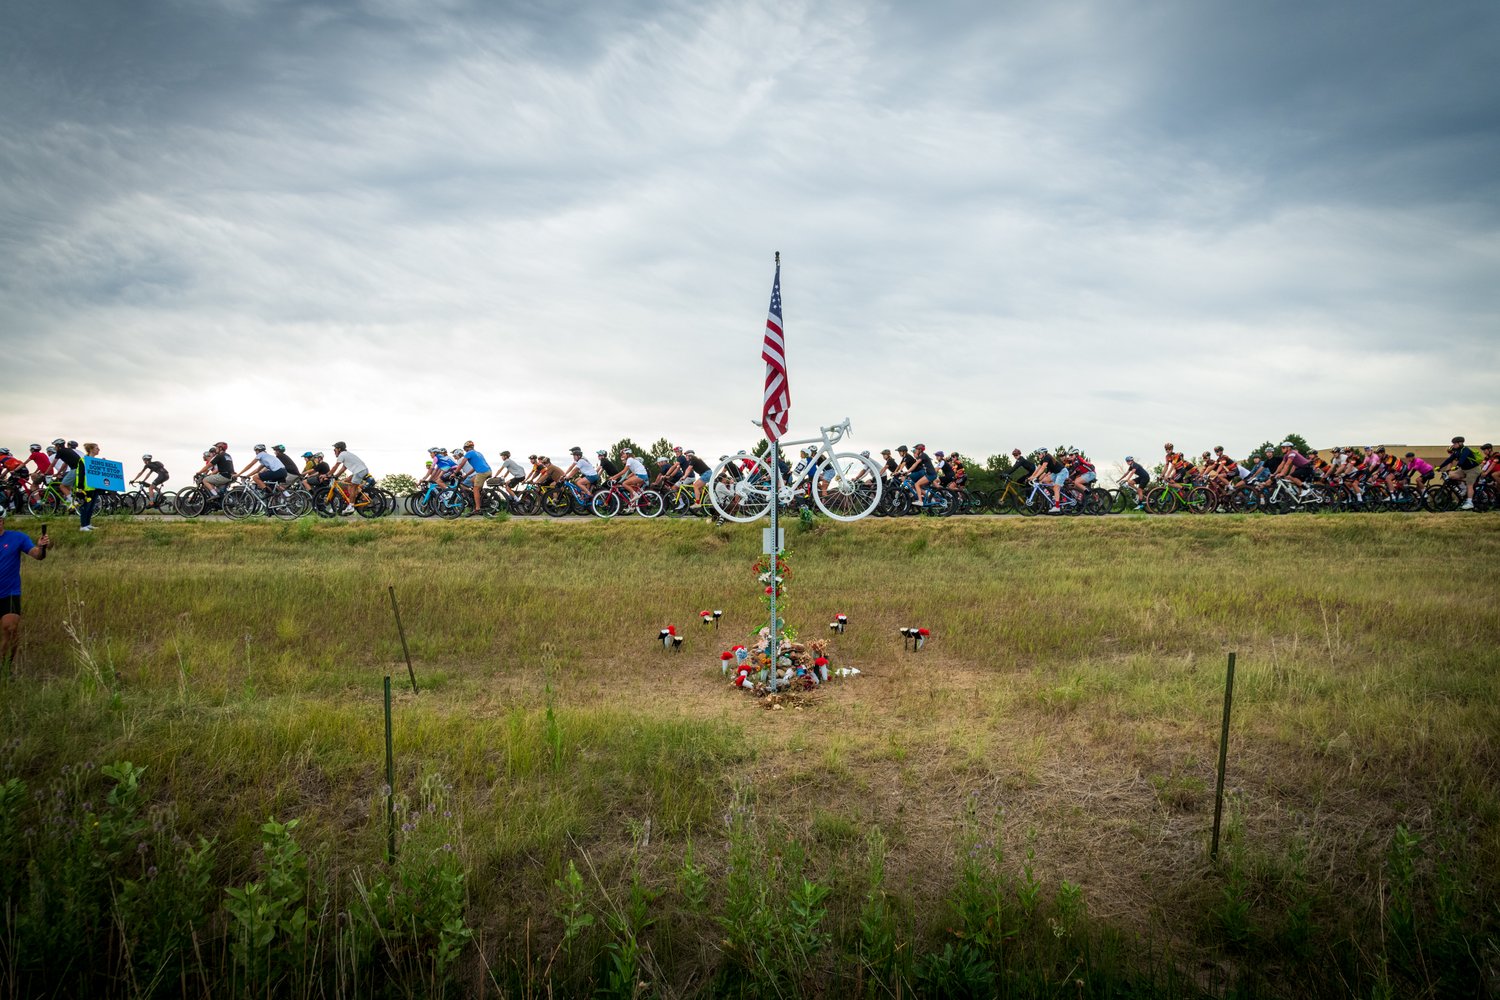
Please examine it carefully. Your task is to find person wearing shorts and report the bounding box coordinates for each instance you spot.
[561,447,600,495]
[498,451,527,490]
[1,509,52,676]
[1437,436,1483,510]
[456,441,492,513]
[203,443,234,495]
[1122,456,1151,506]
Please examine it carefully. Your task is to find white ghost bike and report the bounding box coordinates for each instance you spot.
[709,417,883,522]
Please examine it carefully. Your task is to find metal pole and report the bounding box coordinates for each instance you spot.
[384,674,396,864]
[768,435,780,691]
[1210,651,1237,862]
[388,586,419,694]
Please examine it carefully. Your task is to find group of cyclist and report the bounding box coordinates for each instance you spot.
[3,433,1494,518]
[1107,437,1496,512]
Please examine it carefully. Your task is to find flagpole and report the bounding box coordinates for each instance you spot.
[768,251,781,692]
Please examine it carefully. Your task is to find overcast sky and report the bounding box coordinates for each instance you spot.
[3,0,1497,481]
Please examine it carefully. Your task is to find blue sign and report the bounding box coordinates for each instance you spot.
[84,456,126,493]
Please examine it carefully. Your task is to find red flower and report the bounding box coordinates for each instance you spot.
[667,626,677,635]
[815,657,828,667]
[700,610,711,617]
[918,628,930,636]
[733,645,746,652]
[765,586,773,594]
[721,651,733,660]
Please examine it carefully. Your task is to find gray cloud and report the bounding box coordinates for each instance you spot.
[1,0,1496,483]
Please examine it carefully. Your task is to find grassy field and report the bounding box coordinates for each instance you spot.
[3,514,1498,997]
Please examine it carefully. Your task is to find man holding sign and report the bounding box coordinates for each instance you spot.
[1,510,51,677]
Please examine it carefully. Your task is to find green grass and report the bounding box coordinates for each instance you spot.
[2,515,1498,997]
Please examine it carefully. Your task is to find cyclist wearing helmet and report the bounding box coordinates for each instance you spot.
[909,444,937,506]
[1436,436,1483,510]
[271,445,302,484]
[561,447,601,497]
[498,451,527,489]
[130,454,170,505]
[24,445,52,495]
[52,439,82,500]
[597,448,623,480]
[607,448,648,496]
[201,443,234,497]
[327,442,373,515]
[239,444,287,491]
[1067,450,1095,495]
[302,452,331,493]
[1121,455,1151,507]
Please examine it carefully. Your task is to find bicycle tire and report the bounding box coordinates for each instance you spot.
[591,491,621,518]
[635,490,664,518]
[812,453,882,521]
[541,489,570,517]
[1144,485,1177,515]
[1184,486,1213,515]
[709,456,771,522]
[222,488,256,521]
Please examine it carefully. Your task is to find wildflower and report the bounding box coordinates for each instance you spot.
[147,866,158,880]
[137,841,149,855]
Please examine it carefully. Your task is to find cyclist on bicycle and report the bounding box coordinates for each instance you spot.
[1030,448,1067,512]
[1120,455,1151,508]
[239,444,288,492]
[648,457,675,493]
[1478,444,1498,495]
[327,442,373,514]
[498,451,527,489]
[453,441,492,513]
[22,445,51,502]
[200,443,234,498]
[270,445,302,486]
[1067,451,1096,496]
[51,440,83,502]
[1272,442,1314,485]
[908,444,937,507]
[1403,452,1434,486]
[535,456,566,486]
[130,454,170,504]
[607,448,647,497]
[1436,436,1483,510]
[561,447,601,497]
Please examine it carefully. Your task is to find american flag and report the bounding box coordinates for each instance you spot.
[761,259,789,440]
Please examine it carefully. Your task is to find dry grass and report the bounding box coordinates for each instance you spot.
[4,513,1499,993]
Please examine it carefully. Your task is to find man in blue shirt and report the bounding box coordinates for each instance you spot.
[1,510,52,676]
[453,440,492,515]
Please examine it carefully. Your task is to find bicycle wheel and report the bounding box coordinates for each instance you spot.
[1085,488,1112,516]
[566,488,591,516]
[1183,486,1214,514]
[541,489,570,517]
[512,489,540,516]
[811,453,882,521]
[591,490,620,518]
[1144,486,1178,515]
[709,456,771,522]
[220,488,254,521]
[635,490,664,518]
[1425,482,1460,512]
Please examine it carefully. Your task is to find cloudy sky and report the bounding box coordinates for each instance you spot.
[3,0,1497,481]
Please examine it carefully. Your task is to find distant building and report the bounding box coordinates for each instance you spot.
[1316,443,1451,464]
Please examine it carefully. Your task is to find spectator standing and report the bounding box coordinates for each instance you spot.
[1,509,51,676]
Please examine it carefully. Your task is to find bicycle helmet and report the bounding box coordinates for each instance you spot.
[656,457,669,466]
[51,438,64,446]
[621,448,633,455]
[914,443,926,450]
[438,448,448,455]
[28,444,40,453]
[202,450,214,459]
[333,441,347,451]
[935,451,945,457]
[1124,455,1134,462]
[1279,441,1293,448]
[301,451,314,458]
[66,440,78,449]
[597,449,607,456]
[253,443,267,452]
[215,441,228,450]
[0,448,9,456]
[315,451,324,459]
[569,447,583,455]
[273,444,286,452]
[141,454,152,462]
[1483,443,1494,450]
[860,450,870,457]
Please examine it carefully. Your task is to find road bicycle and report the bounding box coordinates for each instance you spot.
[1144,479,1212,515]
[709,418,882,522]
[223,477,312,520]
[590,481,665,518]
